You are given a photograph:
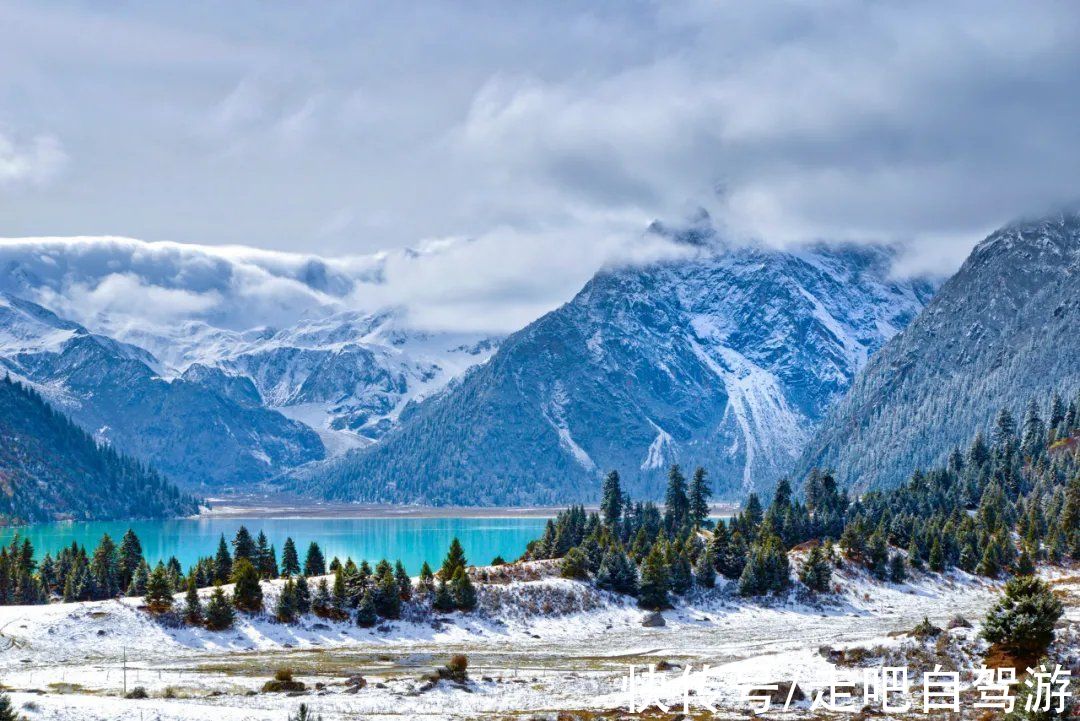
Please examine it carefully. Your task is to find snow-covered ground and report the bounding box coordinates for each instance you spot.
[0,560,1076,720]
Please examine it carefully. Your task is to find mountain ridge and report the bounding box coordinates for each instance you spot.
[0,292,326,488]
[292,238,935,505]
[797,209,1080,490]
[0,374,199,524]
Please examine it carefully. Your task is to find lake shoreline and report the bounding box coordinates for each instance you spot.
[198,496,565,519]
[198,493,739,520]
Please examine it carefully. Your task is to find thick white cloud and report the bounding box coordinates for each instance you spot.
[0,231,690,337]
[0,0,1077,293]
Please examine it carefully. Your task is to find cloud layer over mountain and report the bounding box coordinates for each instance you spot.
[2,0,1078,283]
[0,231,690,339]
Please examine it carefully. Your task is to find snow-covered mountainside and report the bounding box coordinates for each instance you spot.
[0,237,499,465]
[295,234,935,505]
[183,309,498,453]
[799,209,1080,491]
[0,293,325,488]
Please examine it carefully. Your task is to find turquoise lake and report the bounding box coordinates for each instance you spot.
[0,516,550,575]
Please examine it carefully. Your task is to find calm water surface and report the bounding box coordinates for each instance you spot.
[0,516,550,575]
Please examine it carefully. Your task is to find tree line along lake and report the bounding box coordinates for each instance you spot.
[0,516,552,575]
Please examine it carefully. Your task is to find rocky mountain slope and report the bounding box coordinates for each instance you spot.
[0,374,199,523]
[295,233,935,505]
[0,293,324,488]
[0,238,499,463]
[191,309,498,454]
[798,209,1080,490]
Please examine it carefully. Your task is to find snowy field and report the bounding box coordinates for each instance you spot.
[0,558,1077,720]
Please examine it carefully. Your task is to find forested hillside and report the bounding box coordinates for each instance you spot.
[524,387,1080,608]
[0,375,199,524]
[799,209,1080,490]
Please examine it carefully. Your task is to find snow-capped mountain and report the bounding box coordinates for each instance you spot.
[0,292,325,488]
[175,309,498,454]
[799,209,1080,491]
[0,237,500,464]
[294,231,936,505]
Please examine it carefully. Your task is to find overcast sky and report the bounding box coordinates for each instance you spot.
[1,0,1079,324]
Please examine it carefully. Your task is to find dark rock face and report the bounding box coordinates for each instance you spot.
[799,210,1080,491]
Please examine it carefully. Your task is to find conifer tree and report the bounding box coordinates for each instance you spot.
[281,538,301,577]
[441,538,467,579]
[417,562,436,596]
[928,537,945,572]
[978,535,1003,578]
[663,465,690,533]
[255,532,277,579]
[204,583,235,630]
[288,704,321,721]
[304,542,326,576]
[739,534,789,597]
[595,547,637,595]
[451,567,477,611]
[1014,547,1035,576]
[1020,398,1045,459]
[231,558,263,612]
[165,557,183,590]
[637,543,670,610]
[1049,393,1066,430]
[183,576,203,625]
[276,578,299,623]
[432,577,455,612]
[742,493,764,534]
[331,566,348,614]
[667,541,693,595]
[799,544,832,593]
[394,561,412,601]
[38,554,56,597]
[709,521,730,571]
[694,548,716,589]
[866,532,889,579]
[993,407,1017,455]
[600,470,623,528]
[688,467,711,529]
[295,575,311,614]
[982,576,1063,658]
[214,534,232,583]
[128,559,150,596]
[356,588,377,627]
[888,553,907,583]
[906,536,923,570]
[711,522,747,579]
[0,691,20,721]
[232,526,256,564]
[374,572,401,619]
[144,562,173,613]
[90,534,121,599]
[357,559,372,588]
[312,579,332,617]
[560,547,589,580]
[117,529,143,591]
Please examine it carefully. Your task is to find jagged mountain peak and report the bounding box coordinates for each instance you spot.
[292,240,934,505]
